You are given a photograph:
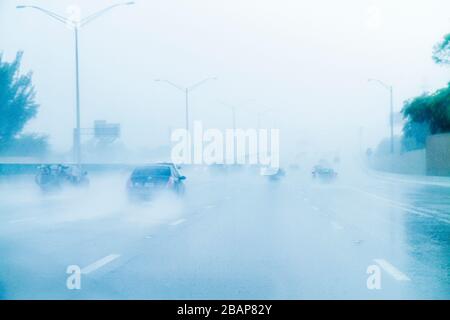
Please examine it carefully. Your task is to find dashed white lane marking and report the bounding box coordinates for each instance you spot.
[81,254,120,275]
[9,217,37,224]
[331,221,344,230]
[204,204,216,209]
[170,218,186,226]
[374,259,411,281]
[311,206,320,211]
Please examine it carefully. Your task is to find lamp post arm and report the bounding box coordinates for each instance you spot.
[16,5,68,24]
[188,77,216,92]
[155,79,185,92]
[368,78,391,91]
[79,2,134,27]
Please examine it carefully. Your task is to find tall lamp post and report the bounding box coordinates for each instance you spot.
[256,106,276,131]
[17,2,135,166]
[155,77,217,133]
[368,78,394,154]
[218,101,240,164]
[219,102,239,133]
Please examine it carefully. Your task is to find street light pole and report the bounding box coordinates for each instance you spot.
[255,106,275,131]
[17,2,135,166]
[232,106,236,133]
[218,102,238,132]
[389,86,394,154]
[185,88,189,132]
[253,105,276,161]
[74,26,81,164]
[218,102,239,164]
[155,77,217,133]
[368,78,395,154]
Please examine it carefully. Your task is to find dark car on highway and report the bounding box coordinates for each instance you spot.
[312,165,337,180]
[126,163,186,201]
[35,164,89,191]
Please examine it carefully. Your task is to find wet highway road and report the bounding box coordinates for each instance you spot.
[0,165,449,299]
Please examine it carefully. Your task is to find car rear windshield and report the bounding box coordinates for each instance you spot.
[132,166,171,178]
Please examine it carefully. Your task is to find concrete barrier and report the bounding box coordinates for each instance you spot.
[369,149,426,175]
[426,133,450,176]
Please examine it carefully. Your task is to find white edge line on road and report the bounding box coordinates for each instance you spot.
[330,221,344,230]
[9,217,37,224]
[366,169,450,188]
[81,254,121,275]
[345,186,450,225]
[374,258,411,281]
[170,218,186,226]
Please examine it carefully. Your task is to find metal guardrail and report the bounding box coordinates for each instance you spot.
[0,163,138,175]
[0,163,259,176]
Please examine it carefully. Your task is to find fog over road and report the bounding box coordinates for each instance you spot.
[0,164,449,299]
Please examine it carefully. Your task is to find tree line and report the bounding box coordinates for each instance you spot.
[0,51,48,156]
[402,33,450,151]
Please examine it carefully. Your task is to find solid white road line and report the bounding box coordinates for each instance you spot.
[81,254,121,275]
[170,218,186,226]
[367,169,450,188]
[345,186,450,225]
[9,217,37,224]
[330,221,344,230]
[374,258,411,281]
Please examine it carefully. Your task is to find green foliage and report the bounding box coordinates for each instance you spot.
[402,83,450,148]
[401,34,450,150]
[402,121,429,151]
[2,133,49,156]
[433,33,450,65]
[0,51,48,155]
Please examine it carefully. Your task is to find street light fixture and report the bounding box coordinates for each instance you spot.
[17,2,135,166]
[155,77,217,133]
[368,78,394,154]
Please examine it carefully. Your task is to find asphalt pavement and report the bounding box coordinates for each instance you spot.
[0,164,449,299]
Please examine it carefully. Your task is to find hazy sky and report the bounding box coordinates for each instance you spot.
[1,0,449,156]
